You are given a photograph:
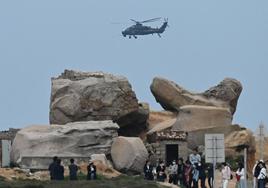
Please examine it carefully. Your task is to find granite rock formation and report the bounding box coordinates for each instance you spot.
[150,77,242,115]
[117,103,149,137]
[172,105,233,131]
[11,121,119,165]
[50,70,139,126]
[111,136,148,173]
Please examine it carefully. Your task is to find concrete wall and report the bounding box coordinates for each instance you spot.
[148,140,188,165]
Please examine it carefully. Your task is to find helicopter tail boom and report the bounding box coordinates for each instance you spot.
[157,19,168,34]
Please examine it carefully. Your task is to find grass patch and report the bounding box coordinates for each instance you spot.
[0,175,169,188]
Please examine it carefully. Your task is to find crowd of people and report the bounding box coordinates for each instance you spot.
[144,148,268,188]
[144,148,214,188]
[48,156,97,180]
[47,154,267,188]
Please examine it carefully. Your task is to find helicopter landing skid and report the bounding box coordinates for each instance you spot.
[128,35,137,39]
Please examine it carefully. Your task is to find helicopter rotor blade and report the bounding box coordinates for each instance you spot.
[141,17,161,23]
[130,19,140,24]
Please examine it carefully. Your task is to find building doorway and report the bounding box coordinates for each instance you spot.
[166,144,178,166]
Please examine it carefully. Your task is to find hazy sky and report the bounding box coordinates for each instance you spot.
[0,1,267,131]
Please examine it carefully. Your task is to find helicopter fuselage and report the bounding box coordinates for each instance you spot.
[122,21,168,38]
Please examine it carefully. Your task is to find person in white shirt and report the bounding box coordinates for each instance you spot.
[236,162,245,188]
[189,148,201,188]
[257,162,267,188]
[168,160,178,185]
[221,162,231,188]
[189,148,201,166]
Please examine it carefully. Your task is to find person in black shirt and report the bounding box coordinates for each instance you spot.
[69,158,79,180]
[207,163,214,188]
[177,158,185,186]
[48,156,58,180]
[55,158,64,180]
[144,160,154,180]
[87,160,97,180]
[156,161,166,182]
[197,162,206,188]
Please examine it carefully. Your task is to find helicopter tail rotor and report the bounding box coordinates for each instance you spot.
[164,18,169,27]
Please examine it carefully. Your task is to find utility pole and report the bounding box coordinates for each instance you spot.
[259,122,264,160]
[244,147,247,188]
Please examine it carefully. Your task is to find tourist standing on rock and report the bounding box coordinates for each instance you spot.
[168,160,178,185]
[221,162,231,188]
[87,160,97,180]
[55,158,64,180]
[177,158,185,186]
[207,163,214,188]
[156,160,166,182]
[48,156,58,180]
[144,160,154,180]
[236,162,245,188]
[257,161,267,188]
[69,158,79,180]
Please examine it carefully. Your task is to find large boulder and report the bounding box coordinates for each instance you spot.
[49,70,139,125]
[185,124,243,150]
[111,136,148,173]
[172,105,233,131]
[11,121,119,165]
[150,77,242,115]
[225,129,256,156]
[225,129,256,173]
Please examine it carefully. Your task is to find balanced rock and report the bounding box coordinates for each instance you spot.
[172,105,232,131]
[50,70,139,125]
[150,77,242,115]
[11,121,119,165]
[111,136,148,173]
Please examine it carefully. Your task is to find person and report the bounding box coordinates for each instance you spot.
[87,160,97,180]
[177,158,185,186]
[156,160,166,182]
[221,162,231,188]
[257,161,266,188]
[144,160,154,180]
[168,160,178,185]
[55,158,64,180]
[48,156,58,180]
[207,163,214,188]
[192,163,199,188]
[189,148,201,166]
[198,162,206,188]
[236,162,245,188]
[69,158,79,180]
[184,160,192,188]
[252,160,259,188]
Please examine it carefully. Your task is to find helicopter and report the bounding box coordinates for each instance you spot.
[122,17,168,39]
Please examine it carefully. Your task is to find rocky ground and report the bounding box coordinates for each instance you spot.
[0,167,247,188]
[0,171,178,188]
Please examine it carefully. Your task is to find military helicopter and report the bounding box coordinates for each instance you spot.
[122,17,168,39]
